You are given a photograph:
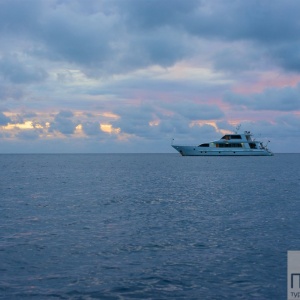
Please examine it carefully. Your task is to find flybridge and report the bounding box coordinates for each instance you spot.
[221,131,254,141]
[221,134,242,140]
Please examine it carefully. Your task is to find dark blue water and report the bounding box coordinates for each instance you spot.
[0,154,299,299]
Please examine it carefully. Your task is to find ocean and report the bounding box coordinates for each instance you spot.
[0,154,299,299]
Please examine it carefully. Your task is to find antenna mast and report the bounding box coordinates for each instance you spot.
[235,124,241,134]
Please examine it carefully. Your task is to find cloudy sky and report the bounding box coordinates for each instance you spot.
[0,0,299,153]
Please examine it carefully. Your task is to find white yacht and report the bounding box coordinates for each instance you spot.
[172,131,273,156]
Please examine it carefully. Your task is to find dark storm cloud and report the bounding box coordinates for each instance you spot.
[224,84,300,111]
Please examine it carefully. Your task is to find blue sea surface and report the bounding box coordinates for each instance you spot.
[0,154,300,299]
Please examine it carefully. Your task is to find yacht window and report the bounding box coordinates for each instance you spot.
[217,143,242,148]
[230,135,242,139]
[221,135,230,140]
[249,143,256,149]
[198,143,209,147]
[232,143,242,147]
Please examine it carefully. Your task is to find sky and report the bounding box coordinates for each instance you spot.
[0,0,300,153]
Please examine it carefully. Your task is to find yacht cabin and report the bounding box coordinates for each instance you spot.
[198,132,266,150]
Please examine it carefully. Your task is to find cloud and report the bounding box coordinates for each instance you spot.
[22,112,38,119]
[162,102,224,120]
[0,83,25,101]
[49,110,78,135]
[1,0,300,77]
[0,55,48,84]
[112,104,155,137]
[270,42,300,73]
[274,114,300,137]
[0,112,11,125]
[0,0,43,34]
[0,0,300,153]
[211,43,272,74]
[37,10,113,67]
[177,1,300,44]
[110,100,224,140]
[224,84,300,111]
[119,0,199,30]
[81,121,101,136]
[16,129,41,140]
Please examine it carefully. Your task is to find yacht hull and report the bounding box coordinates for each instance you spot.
[172,145,273,156]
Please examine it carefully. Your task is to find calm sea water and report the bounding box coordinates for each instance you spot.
[0,154,300,299]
